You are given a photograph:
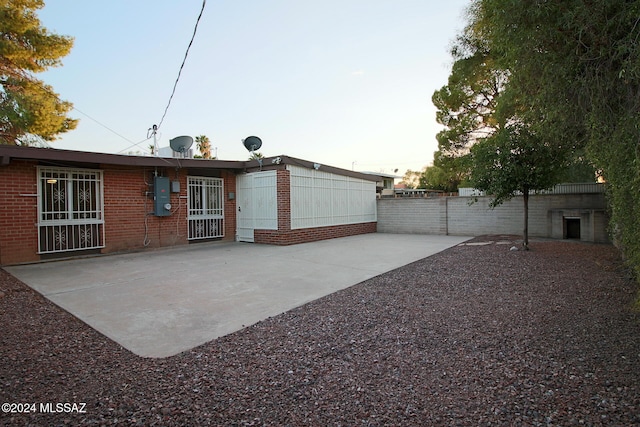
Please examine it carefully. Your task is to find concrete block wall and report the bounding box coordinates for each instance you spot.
[377,193,608,242]
[377,198,447,235]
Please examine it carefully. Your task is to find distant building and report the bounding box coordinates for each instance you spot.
[157,146,194,158]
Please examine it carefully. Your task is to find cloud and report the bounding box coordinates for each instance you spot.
[351,70,365,76]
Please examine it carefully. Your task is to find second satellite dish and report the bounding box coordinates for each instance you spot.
[170,135,194,153]
[243,136,262,152]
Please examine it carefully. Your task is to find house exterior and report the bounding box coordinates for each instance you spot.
[0,145,378,265]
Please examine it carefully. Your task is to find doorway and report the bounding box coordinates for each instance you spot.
[564,217,581,239]
[187,176,224,240]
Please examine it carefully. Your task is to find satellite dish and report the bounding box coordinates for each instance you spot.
[169,135,193,153]
[243,136,262,152]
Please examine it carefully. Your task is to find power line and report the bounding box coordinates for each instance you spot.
[117,137,153,154]
[156,0,207,131]
[72,106,137,145]
[72,106,153,153]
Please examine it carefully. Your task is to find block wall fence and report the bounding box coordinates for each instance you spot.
[376,194,609,243]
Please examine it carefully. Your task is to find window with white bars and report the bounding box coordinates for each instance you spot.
[37,167,105,254]
[187,176,225,240]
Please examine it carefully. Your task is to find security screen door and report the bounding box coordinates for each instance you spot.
[187,176,224,240]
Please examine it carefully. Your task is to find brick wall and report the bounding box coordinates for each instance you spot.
[276,169,291,232]
[0,160,39,264]
[254,222,377,245]
[101,167,237,252]
[0,163,237,265]
[222,170,237,239]
[101,166,190,253]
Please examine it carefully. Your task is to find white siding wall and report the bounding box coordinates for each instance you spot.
[236,171,278,242]
[289,165,376,229]
[252,172,278,230]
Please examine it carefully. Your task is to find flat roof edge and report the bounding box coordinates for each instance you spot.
[0,145,245,169]
[0,146,381,181]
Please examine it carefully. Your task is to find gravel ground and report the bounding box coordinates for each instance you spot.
[1,235,639,426]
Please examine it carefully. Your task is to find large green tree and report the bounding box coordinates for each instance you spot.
[1,0,77,144]
[435,0,599,248]
[432,51,505,157]
[470,123,566,248]
[419,151,470,192]
[471,0,640,276]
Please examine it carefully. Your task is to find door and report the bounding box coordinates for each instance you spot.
[187,176,224,240]
[236,174,254,242]
[236,171,278,242]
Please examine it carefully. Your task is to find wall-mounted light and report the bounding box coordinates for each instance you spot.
[313,163,321,170]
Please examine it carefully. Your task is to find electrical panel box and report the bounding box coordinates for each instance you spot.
[154,176,171,216]
[171,180,180,193]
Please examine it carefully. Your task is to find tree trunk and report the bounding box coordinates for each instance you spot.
[523,190,529,250]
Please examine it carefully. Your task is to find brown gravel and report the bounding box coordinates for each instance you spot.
[1,236,639,426]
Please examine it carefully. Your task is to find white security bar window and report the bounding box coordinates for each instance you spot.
[37,167,105,253]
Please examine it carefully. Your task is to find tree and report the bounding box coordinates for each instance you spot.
[419,150,471,192]
[469,0,640,277]
[470,123,565,248]
[248,151,263,161]
[431,12,508,194]
[1,0,77,144]
[432,50,505,157]
[440,0,604,250]
[400,169,421,189]
[195,134,212,159]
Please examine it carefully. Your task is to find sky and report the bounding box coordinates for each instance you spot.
[37,0,470,175]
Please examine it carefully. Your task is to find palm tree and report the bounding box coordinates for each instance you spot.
[195,135,212,159]
[248,151,264,160]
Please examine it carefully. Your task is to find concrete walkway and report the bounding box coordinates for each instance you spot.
[6,233,471,358]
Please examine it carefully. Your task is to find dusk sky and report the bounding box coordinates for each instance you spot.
[38,0,469,174]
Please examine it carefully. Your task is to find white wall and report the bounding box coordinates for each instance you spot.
[236,171,278,242]
[288,165,377,229]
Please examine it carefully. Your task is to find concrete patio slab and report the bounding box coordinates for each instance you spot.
[6,233,471,358]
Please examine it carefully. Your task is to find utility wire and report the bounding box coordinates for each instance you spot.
[73,106,137,145]
[156,0,207,131]
[73,106,155,153]
[117,137,153,154]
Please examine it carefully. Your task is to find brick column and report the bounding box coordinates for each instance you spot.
[276,169,291,232]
